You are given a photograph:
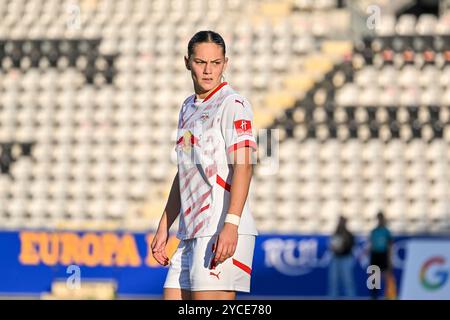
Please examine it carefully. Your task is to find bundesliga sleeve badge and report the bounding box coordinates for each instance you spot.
[234,119,253,137]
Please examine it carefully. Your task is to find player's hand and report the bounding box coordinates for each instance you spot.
[151,228,170,266]
[213,223,238,266]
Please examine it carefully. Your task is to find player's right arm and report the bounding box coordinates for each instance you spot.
[151,172,181,266]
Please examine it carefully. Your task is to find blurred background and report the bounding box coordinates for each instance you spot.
[0,0,449,299]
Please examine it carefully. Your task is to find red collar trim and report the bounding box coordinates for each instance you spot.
[199,82,228,103]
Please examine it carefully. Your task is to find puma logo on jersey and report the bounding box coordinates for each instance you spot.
[235,99,245,108]
[176,130,199,154]
[209,271,221,280]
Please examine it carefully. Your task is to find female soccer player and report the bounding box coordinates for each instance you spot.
[151,30,258,300]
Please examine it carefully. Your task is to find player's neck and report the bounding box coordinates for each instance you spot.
[195,82,224,100]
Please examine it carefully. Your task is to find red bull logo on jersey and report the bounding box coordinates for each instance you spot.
[234,120,252,137]
[177,130,199,154]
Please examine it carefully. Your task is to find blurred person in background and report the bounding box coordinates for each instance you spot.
[328,215,356,299]
[368,211,393,299]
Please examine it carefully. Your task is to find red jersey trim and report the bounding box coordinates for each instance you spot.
[216,174,231,192]
[227,140,257,154]
[232,259,252,275]
[202,82,228,103]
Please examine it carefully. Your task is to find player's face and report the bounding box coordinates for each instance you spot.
[185,42,228,98]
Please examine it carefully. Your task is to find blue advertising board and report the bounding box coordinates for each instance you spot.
[0,230,446,298]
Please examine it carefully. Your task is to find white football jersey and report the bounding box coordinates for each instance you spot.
[175,82,258,240]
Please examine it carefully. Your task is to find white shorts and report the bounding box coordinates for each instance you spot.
[164,234,255,292]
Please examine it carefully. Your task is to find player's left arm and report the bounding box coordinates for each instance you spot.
[229,147,254,218]
[213,96,257,266]
[214,147,254,265]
